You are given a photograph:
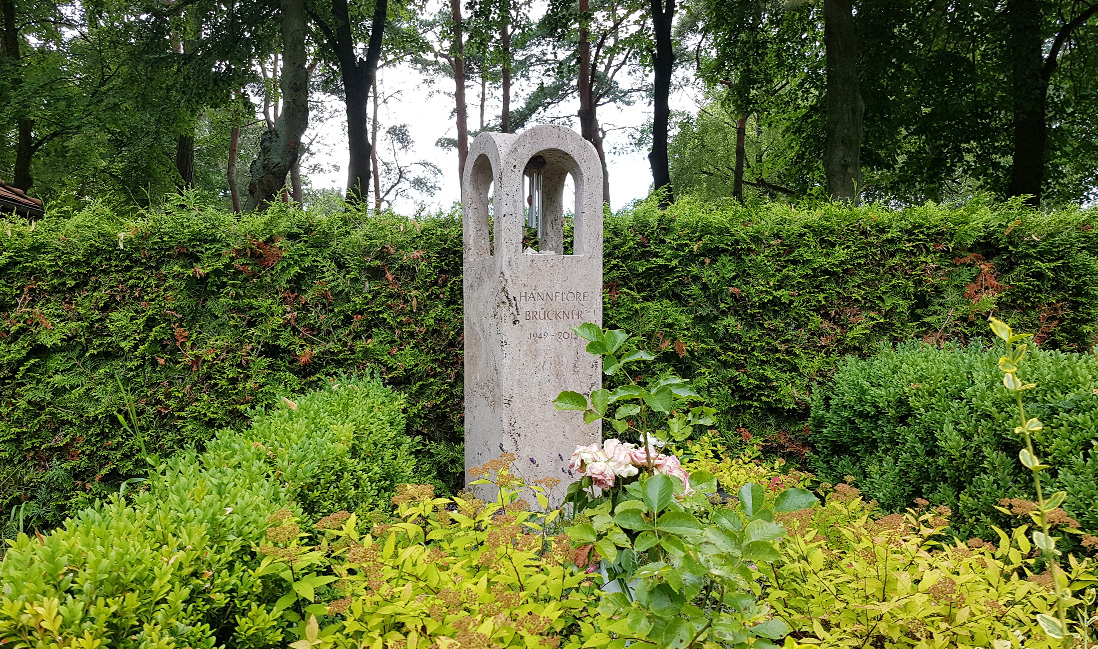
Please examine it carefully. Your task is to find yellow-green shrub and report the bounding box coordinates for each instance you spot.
[684,434,813,497]
[260,481,601,649]
[764,487,1098,648]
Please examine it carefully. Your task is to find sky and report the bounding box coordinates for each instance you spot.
[302,59,703,214]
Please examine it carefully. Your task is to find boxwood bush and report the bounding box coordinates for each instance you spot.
[0,376,418,648]
[809,341,1098,541]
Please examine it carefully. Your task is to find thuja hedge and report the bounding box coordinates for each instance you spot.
[2,196,1097,530]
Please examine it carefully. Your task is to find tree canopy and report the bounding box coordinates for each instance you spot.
[1,0,1096,211]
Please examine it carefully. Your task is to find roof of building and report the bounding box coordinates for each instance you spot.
[0,180,45,218]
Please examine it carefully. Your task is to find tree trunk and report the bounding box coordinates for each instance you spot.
[3,0,33,191]
[648,0,675,208]
[501,0,511,133]
[291,160,303,205]
[329,0,388,204]
[245,0,310,212]
[823,0,863,204]
[450,0,469,183]
[14,118,33,190]
[0,0,16,59]
[345,73,372,201]
[577,0,610,205]
[734,114,747,203]
[372,78,383,212]
[228,123,241,212]
[175,134,195,188]
[1005,0,1045,207]
[479,74,486,130]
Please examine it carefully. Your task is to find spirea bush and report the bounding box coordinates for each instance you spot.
[809,340,1098,544]
[768,483,1098,648]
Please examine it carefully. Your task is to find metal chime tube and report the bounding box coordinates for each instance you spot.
[525,156,547,245]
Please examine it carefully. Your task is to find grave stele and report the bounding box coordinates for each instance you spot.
[462,125,604,505]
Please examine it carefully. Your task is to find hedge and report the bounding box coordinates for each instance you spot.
[2,195,1096,530]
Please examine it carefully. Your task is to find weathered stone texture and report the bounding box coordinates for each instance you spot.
[462,125,604,504]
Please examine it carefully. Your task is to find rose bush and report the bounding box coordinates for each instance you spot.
[568,438,693,494]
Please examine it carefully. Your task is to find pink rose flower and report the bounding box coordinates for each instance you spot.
[604,439,639,478]
[629,447,663,468]
[652,454,694,495]
[568,442,607,473]
[586,461,617,489]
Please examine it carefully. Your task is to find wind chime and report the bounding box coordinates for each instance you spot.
[524,155,547,243]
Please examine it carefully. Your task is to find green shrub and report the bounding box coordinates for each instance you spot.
[235,375,424,518]
[0,377,412,648]
[809,340,1098,542]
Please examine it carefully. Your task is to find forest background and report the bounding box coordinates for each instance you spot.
[2,0,1098,213]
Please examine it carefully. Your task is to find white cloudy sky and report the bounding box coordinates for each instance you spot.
[301,57,703,214]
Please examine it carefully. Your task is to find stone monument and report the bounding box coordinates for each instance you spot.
[462,125,603,504]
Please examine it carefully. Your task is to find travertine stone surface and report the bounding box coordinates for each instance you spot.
[463,125,603,505]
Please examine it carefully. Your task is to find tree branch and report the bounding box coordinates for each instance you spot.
[1043,2,1098,81]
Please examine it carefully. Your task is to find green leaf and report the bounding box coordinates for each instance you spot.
[554,391,588,410]
[644,386,674,413]
[626,609,652,636]
[739,483,765,516]
[587,340,609,355]
[669,384,701,399]
[292,580,315,602]
[614,404,640,418]
[989,317,1011,342]
[620,350,655,364]
[1036,613,1065,639]
[688,470,717,493]
[1042,491,1067,510]
[1003,373,1021,391]
[612,419,629,434]
[702,527,741,554]
[595,538,618,563]
[750,618,791,640]
[603,354,621,375]
[610,385,646,401]
[712,509,742,531]
[660,618,693,649]
[583,410,602,424]
[773,487,818,512]
[566,523,597,544]
[644,474,674,514]
[634,531,659,552]
[745,519,784,543]
[615,509,654,531]
[591,389,609,415]
[1032,531,1057,553]
[660,534,688,555]
[575,322,602,342]
[1019,448,1039,469]
[617,548,639,573]
[657,511,702,536]
[646,583,686,618]
[1025,417,1043,432]
[742,540,782,562]
[603,330,630,354]
[998,357,1017,373]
